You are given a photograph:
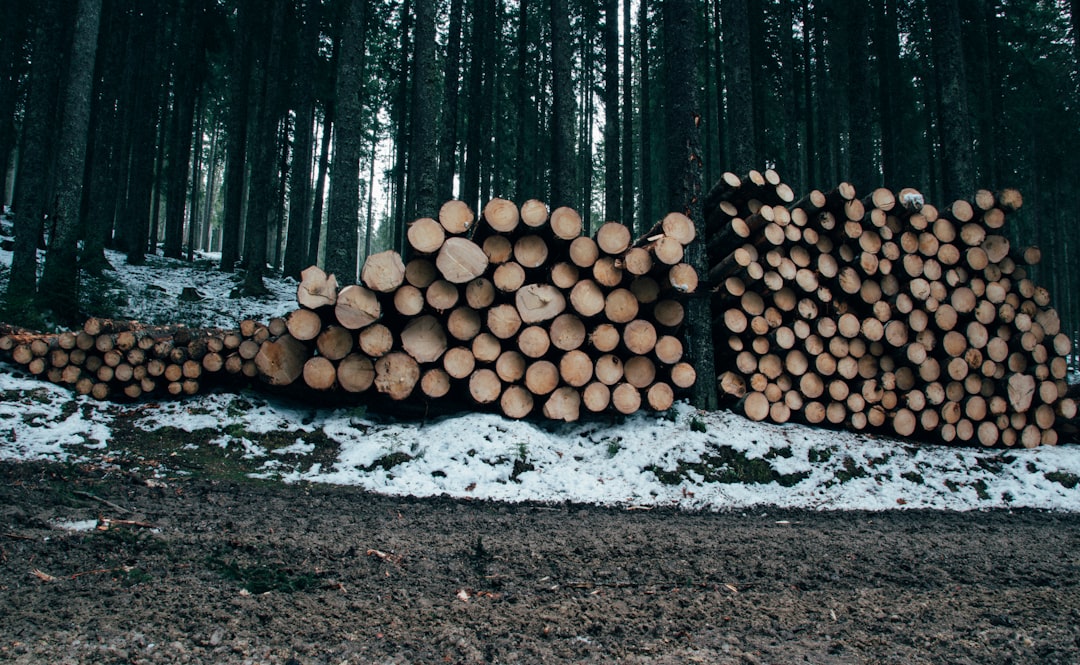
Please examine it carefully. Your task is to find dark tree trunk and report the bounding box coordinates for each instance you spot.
[662,0,716,411]
[846,3,875,192]
[961,0,996,188]
[0,4,31,209]
[240,0,285,295]
[325,0,367,283]
[186,93,205,263]
[801,0,817,187]
[162,0,203,259]
[721,0,755,172]
[875,0,902,189]
[929,0,975,201]
[777,0,798,188]
[439,0,465,202]
[461,0,486,213]
[550,0,576,208]
[38,0,102,325]
[620,0,633,225]
[392,0,412,248]
[410,0,438,220]
[307,113,332,266]
[7,0,64,305]
[282,0,320,280]
[81,0,126,275]
[603,0,620,222]
[637,0,652,235]
[219,0,251,272]
[200,115,219,252]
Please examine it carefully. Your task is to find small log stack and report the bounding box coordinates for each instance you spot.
[706,169,1076,448]
[0,197,700,423]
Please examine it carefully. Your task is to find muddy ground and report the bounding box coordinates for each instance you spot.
[1,461,1078,665]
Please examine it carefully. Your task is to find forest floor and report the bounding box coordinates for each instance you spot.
[2,459,1080,665]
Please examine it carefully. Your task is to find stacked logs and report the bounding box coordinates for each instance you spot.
[707,169,1076,447]
[0,318,261,400]
[0,198,699,422]
[255,198,700,421]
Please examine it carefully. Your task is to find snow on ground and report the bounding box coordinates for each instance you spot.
[1,228,1079,512]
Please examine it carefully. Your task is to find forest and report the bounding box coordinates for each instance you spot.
[1,0,1079,409]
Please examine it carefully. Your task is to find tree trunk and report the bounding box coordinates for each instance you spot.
[929,0,975,201]
[282,0,320,281]
[603,0,620,222]
[325,0,368,283]
[219,0,251,272]
[38,0,102,325]
[550,0,576,208]
[663,0,717,411]
[7,0,64,306]
[410,0,439,220]
[439,0,464,202]
[721,0,755,173]
[163,0,202,260]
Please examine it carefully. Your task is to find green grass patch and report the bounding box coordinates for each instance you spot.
[208,556,319,594]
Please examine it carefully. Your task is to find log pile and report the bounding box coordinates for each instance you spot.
[0,198,700,422]
[706,169,1076,447]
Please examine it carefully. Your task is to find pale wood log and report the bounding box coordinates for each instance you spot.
[604,288,639,324]
[437,237,490,284]
[303,356,337,390]
[465,277,496,310]
[483,197,520,233]
[551,262,580,289]
[447,306,482,342]
[622,247,653,275]
[468,368,502,404]
[358,323,394,358]
[286,308,323,341]
[493,261,526,292]
[1007,373,1036,413]
[393,284,425,316]
[516,283,567,323]
[500,384,535,418]
[472,332,502,363]
[405,258,438,288]
[670,362,696,389]
[517,326,551,359]
[515,234,550,268]
[569,236,599,268]
[596,221,632,255]
[373,352,420,400]
[525,360,560,395]
[570,279,606,318]
[582,382,612,412]
[624,356,656,389]
[612,383,642,415]
[550,206,583,240]
[549,313,586,351]
[362,250,407,292]
[297,266,338,309]
[982,235,1010,264]
[407,217,446,254]
[594,354,624,385]
[255,335,308,386]
[400,315,447,363]
[335,284,381,329]
[661,212,697,245]
[439,199,475,234]
[483,235,513,264]
[622,319,658,356]
[589,324,621,353]
[495,350,526,383]
[647,382,675,411]
[488,304,523,339]
[592,256,624,288]
[520,199,550,228]
[667,263,698,294]
[559,349,594,387]
[316,326,354,361]
[421,368,452,398]
[425,279,460,312]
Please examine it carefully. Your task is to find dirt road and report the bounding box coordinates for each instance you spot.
[1,461,1078,664]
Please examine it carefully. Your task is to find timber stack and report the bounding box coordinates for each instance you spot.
[706,169,1076,447]
[0,198,700,422]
